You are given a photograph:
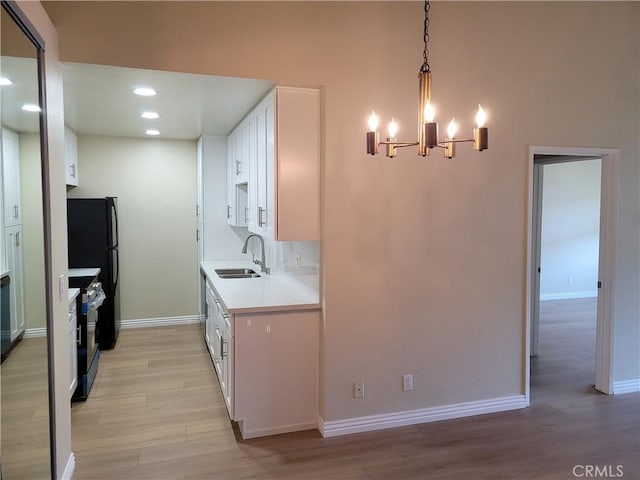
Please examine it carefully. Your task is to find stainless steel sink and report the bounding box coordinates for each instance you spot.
[215,268,260,279]
[217,273,261,279]
[215,268,257,276]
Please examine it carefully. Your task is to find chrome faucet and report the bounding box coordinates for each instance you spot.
[241,234,270,274]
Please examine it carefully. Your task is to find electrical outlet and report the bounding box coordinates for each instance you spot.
[353,381,365,398]
[402,374,413,391]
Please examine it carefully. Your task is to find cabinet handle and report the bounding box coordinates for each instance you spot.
[258,206,266,226]
[196,204,200,217]
[244,206,249,223]
[220,337,227,359]
[76,325,82,345]
[196,229,200,242]
[14,231,19,247]
[13,204,18,219]
[71,164,76,178]
[236,159,241,175]
[227,205,232,219]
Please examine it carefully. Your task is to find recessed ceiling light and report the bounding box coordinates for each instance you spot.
[0,77,12,86]
[134,87,156,96]
[21,104,41,112]
[146,129,160,136]
[141,111,160,119]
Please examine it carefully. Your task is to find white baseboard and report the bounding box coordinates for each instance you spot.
[23,316,202,336]
[540,291,597,301]
[24,327,46,338]
[239,420,318,439]
[61,452,75,480]
[318,395,527,438]
[613,379,640,394]
[120,315,201,329]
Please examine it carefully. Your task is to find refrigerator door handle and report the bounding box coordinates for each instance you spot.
[110,200,119,249]
[113,247,119,291]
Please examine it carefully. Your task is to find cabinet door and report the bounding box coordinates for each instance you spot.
[64,127,79,187]
[251,91,274,238]
[2,128,21,227]
[205,283,215,358]
[234,311,318,437]
[225,134,236,225]
[219,317,234,418]
[69,304,78,398]
[233,123,242,183]
[5,225,24,340]
[196,137,204,222]
[237,114,252,184]
[247,117,258,232]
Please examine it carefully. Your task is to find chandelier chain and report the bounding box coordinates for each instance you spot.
[421,0,430,73]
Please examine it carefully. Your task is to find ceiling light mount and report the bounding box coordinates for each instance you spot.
[366,0,489,159]
[134,87,157,97]
[141,111,160,119]
[21,103,41,112]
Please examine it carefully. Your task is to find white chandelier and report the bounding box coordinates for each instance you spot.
[366,0,489,159]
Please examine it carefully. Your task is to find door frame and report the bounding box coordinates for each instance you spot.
[525,146,620,403]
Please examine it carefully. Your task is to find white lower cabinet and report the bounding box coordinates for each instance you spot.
[68,299,78,399]
[234,310,318,439]
[204,280,234,418]
[203,280,319,439]
[4,225,24,341]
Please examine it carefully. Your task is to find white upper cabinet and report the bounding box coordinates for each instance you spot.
[226,134,237,226]
[251,92,274,238]
[196,137,205,266]
[236,112,252,185]
[249,87,320,241]
[2,128,22,227]
[226,112,253,228]
[64,126,79,187]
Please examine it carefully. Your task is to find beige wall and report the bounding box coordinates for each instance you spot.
[540,159,601,299]
[42,0,639,427]
[20,132,46,329]
[67,135,198,320]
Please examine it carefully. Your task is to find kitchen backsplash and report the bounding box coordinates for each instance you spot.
[246,238,319,294]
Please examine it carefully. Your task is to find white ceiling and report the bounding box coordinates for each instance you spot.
[1,56,41,134]
[62,62,275,140]
[1,58,274,140]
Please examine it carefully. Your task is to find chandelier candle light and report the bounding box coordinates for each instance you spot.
[366,0,489,159]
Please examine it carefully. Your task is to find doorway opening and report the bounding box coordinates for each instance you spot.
[531,157,601,403]
[525,146,620,405]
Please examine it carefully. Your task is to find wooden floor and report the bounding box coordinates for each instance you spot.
[72,300,640,480]
[1,336,52,480]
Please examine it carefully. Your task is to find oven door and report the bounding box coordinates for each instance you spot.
[86,307,98,363]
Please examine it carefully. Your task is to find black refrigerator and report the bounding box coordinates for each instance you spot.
[67,197,120,349]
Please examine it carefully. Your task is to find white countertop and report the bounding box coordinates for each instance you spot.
[68,267,101,278]
[200,260,320,314]
[69,288,80,304]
